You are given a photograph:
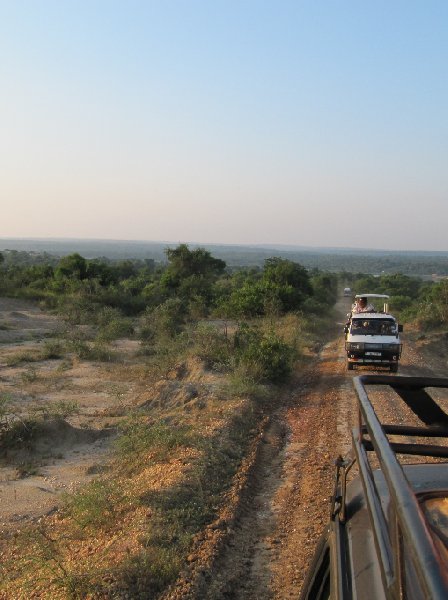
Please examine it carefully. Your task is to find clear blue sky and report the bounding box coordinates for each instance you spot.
[1,1,447,250]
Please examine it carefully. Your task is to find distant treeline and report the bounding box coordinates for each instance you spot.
[0,246,338,319]
[1,238,447,275]
[0,245,446,331]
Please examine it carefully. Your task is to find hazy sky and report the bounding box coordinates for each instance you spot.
[1,1,447,250]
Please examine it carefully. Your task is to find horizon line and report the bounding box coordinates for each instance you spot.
[0,235,447,255]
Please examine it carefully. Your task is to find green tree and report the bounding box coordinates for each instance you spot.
[55,253,88,280]
[417,279,448,325]
[223,282,266,318]
[262,258,313,311]
[161,245,226,307]
[311,272,338,306]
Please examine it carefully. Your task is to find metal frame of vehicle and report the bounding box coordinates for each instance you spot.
[300,375,448,600]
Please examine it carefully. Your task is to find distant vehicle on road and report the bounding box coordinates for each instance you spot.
[344,294,402,372]
[343,287,351,297]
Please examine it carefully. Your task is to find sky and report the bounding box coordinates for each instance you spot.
[1,1,447,251]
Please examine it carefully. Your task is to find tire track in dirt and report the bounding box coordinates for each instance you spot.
[267,337,357,599]
[194,309,358,599]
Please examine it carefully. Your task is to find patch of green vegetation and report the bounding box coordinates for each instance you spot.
[30,399,80,421]
[5,350,40,366]
[20,367,38,383]
[114,547,182,599]
[0,392,13,428]
[222,369,270,401]
[0,399,80,453]
[40,340,65,359]
[0,418,41,452]
[96,306,134,342]
[189,323,231,371]
[63,480,123,530]
[16,461,40,478]
[67,338,119,362]
[10,526,98,598]
[57,358,73,372]
[233,323,295,383]
[5,341,65,367]
[115,419,195,467]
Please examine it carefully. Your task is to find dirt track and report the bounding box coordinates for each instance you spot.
[171,295,448,600]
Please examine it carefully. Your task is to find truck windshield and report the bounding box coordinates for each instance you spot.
[351,319,397,336]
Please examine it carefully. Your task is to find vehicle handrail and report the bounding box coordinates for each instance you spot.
[352,375,448,600]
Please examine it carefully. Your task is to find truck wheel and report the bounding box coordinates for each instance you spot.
[348,363,354,371]
[390,364,398,373]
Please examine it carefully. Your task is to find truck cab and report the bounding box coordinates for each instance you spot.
[344,294,402,372]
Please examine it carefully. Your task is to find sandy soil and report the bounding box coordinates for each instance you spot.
[0,298,143,531]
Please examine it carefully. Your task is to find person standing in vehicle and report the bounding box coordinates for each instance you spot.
[352,297,374,313]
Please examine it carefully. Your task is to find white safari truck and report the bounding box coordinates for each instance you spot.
[344,294,403,372]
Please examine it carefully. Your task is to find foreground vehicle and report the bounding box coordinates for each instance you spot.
[344,294,402,372]
[300,375,448,600]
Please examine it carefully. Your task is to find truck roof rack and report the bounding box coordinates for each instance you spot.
[354,294,389,299]
[352,375,448,599]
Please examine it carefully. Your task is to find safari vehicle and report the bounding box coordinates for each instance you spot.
[343,287,352,297]
[299,375,448,600]
[344,294,402,372]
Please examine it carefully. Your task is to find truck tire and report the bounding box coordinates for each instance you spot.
[348,363,354,371]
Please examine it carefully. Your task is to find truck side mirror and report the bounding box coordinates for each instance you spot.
[398,324,403,332]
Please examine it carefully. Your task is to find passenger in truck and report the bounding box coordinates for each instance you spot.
[352,297,374,313]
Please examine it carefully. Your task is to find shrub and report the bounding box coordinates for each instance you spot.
[63,480,122,529]
[5,350,39,366]
[96,307,134,341]
[116,419,194,463]
[190,323,231,370]
[233,324,294,383]
[389,295,413,313]
[140,299,185,341]
[117,547,182,598]
[20,367,38,383]
[0,418,41,451]
[67,338,91,360]
[0,393,12,428]
[40,340,65,359]
[67,338,117,362]
[30,400,80,421]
